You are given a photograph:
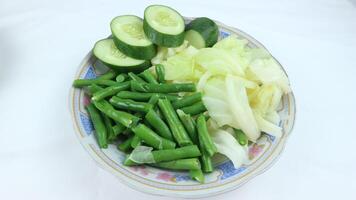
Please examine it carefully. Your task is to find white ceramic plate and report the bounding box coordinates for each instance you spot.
[69,17,296,198]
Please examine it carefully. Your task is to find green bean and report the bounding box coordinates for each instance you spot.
[97,70,117,80]
[124,145,202,166]
[86,103,108,148]
[180,101,207,115]
[158,98,193,146]
[155,64,165,83]
[109,96,153,113]
[197,115,217,157]
[152,145,201,162]
[145,109,173,140]
[117,137,133,152]
[128,72,146,83]
[172,92,202,109]
[234,129,248,146]
[140,70,158,84]
[131,124,176,150]
[148,94,160,106]
[86,84,103,95]
[131,135,141,148]
[200,152,213,173]
[91,81,130,101]
[112,123,126,137]
[116,73,128,82]
[151,158,201,170]
[176,110,198,144]
[117,91,179,101]
[73,79,117,88]
[102,113,115,142]
[189,169,205,183]
[93,100,139,128]
[131,81,196,93]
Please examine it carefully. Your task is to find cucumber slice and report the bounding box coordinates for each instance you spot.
[93,39,151,73]
[143,5,185,47]
[111,15,157,60]
[185,17,219,48]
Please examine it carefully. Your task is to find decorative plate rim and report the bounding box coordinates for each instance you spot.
[68,16,296,198]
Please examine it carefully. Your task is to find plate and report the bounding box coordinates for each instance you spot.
[69,17,296,198]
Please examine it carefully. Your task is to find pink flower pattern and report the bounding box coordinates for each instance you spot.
[249,144,265,160]
[156,172,176,182]
[130,166,149,176]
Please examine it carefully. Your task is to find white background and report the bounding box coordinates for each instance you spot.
[1,0,356,199]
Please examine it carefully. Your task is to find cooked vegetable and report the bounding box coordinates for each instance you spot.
[158,98,193,146]
[109,96,153,112]
[111,15,156,60]
[131,124,176,149]
[86,84,103,95]
[131,135,141,148]
[140,69,158,84]
[124,145,201,165]
[172,92,202,109]
[112,123,126,137]
[91,81,130,101]
[151,158,201,170]
[155,64,166,83]
[131,81,196,93]
[117,136,134,152]
[73,79,117,88]
[185,17,219,48]
[196,115,217,157]
[117,91,179,101]
[234,129,248,146]
[115,73,128,82]
[189,169,205,183]
[200,152,213,173]
[145,109,173,140]
[143,5,185,47]
[102,113,115,142]
[128,72,146,83]
[93,39,151,73]
[211,129,248,168]
[86,103,108,148]
[176,110,198,144]
[180,101,207,115]
[93,100,139,128]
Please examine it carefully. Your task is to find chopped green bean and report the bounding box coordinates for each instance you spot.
[180,101,207,115]
[86,103,108,148]
[128,72,146,83]
[131,135,141,148]
[117,137,133,152]
[73,79,117,88]
[91,81,130,101]
[158,98,193,146]
[189,169,205,183]
[131,124,176,150]
[117,91,179,101]
[151,158,201,170]
[131,81,196,93]
[86,84,103,95]
[93,100,139,128]
[116,73,128,82]
[172,92,202,109]
[102,113,115,142]
[197,115,217,157]
[112,123,126,137]
[155,64,165,83]
[109,96,153,113]
[177,110,198,144]
[140,70,158,84]
[145,109,173,140]
[234,129,248,146]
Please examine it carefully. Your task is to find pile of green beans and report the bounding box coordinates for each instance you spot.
[72,66,218,183]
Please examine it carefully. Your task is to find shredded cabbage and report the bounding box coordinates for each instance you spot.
[127,146,155,164]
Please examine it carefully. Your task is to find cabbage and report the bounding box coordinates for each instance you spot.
[211,129,248,168]
[151,40,189,65]
[203,76,260,142]
[127,146,155,164]
[254,111,282,138]
[195,48,245,76]
[248,58,291,93]
[225,75,260,142]
[162,46,198,81]
[250,84,283,115]
[265,111,281,125]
